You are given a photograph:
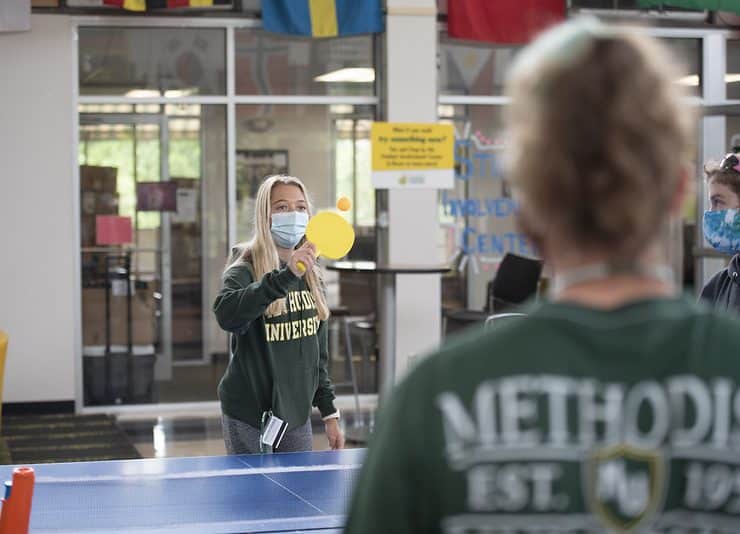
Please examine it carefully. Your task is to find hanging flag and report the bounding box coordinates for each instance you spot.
[446,46,491,91]
[102,0,145,10]
[262,0,384,38]
[69,0,229,10]
[639,0,740,13]
[448,0,566,45]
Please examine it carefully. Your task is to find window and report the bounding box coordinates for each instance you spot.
[235,104,375,240]
[438,37,519,96]
[79,27,226,96]
[726,41,740,100]
[235,30,374,96]
[438,104,522,310]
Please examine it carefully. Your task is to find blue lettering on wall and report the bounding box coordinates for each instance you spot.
[461,227,533,256]
[449,137,536,259]
[454,139,502,181]
[442,191,518,218]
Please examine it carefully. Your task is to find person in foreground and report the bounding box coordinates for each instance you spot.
[345,18,740,533]
[213,174,343,454]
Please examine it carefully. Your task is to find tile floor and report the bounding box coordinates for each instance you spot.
[118,409,374,458]
[112,320,380,458]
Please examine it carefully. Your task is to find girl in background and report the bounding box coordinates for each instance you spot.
[700,153,740,312]
[214,175,344,454]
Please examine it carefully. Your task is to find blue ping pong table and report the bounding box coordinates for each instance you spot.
[0,448,365,533]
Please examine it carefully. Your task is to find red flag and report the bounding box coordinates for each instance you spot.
[448,0,566,45]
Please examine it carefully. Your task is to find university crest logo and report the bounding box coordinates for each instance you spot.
[585,444,667,532]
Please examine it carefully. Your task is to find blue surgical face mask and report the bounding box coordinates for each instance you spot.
[271,211,308,249]
[703,208,740,256]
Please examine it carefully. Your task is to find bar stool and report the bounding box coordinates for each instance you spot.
[347,316,375,393]
[329,306,361,422]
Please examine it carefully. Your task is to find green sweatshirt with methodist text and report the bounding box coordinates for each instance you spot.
[346,297,740,533]
[213,261,336,431]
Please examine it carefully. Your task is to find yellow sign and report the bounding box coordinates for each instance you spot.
[371,122,455,188]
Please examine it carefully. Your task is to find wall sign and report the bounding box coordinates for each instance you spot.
[371,122,454,189]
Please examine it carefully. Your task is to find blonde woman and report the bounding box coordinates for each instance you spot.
[214,175,344,454]
[346,18,740,532]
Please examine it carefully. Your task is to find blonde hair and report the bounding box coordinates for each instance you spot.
[225,175,329,321]
[505,18,694,260]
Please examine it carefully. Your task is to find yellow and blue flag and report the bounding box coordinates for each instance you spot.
[262,0,384,38]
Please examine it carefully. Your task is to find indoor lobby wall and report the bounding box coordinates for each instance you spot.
[0,15,77,404]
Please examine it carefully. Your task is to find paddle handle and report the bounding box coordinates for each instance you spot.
[0,467,34,534]
[295,249,320,274]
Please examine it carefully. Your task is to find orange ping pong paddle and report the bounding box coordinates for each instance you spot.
[0,467,34,534]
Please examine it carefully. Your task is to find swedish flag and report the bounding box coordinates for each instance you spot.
[262,0,384,38]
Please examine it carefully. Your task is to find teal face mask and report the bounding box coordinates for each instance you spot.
[271,211,308,249]
[703,209,740,256]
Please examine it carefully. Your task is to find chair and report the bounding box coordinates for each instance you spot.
[328,306,378,444]
[335,269,378,391]
[442,308,489,336]
[443,253,542,336]
[487,253,543,313]
[484,312,527,329]
[328,307,362,422]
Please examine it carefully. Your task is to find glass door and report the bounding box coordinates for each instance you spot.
[78,105,228,406]
[79,113,168,405]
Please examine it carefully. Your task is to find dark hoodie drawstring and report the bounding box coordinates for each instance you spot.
[728,271,739,312]
[726,257,740,311]
[730,255,740,284]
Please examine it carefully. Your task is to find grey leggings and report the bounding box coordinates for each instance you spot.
[221,414,313,455]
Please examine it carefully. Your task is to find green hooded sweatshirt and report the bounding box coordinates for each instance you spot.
[213,261,336,431]
[346,297,740,533]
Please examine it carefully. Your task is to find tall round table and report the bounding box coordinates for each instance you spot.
[326,261,451,442]
[326,261,451,443]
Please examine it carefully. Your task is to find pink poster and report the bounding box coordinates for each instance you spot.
[95,215,133,245]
